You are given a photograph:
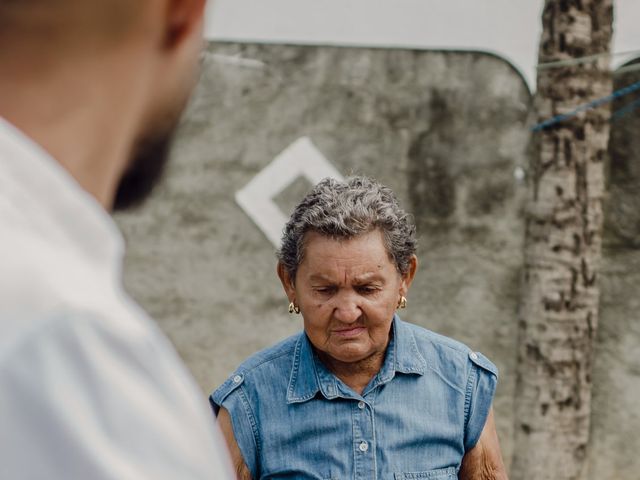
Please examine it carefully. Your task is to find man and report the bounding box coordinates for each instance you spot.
[0,1,232,478]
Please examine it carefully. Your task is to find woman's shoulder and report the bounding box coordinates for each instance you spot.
[237,332,302,373]
[210,332,302,406]
[400,319,498,378]
[407,321,464,347]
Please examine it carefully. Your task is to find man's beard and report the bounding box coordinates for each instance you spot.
[113,56,201,212]
[112,113,180,212]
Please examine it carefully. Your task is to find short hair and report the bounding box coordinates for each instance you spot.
[277,176,417,280]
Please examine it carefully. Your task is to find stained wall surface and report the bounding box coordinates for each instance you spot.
[114,43,639,477]
[587,63,640,480]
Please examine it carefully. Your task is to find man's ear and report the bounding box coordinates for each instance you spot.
[400,255,418,296]
[276,262,296,301]
[164,0,206,49]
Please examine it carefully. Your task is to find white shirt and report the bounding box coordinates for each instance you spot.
[0,118,233,479]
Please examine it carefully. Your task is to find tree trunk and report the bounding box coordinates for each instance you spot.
[511,1,613,479]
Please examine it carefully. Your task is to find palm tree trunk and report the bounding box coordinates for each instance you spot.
[511,1,613,479]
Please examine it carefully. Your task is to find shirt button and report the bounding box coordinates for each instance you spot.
[358,441,368,452]
[469,352,478,361]
[358,401,366,409]
[233,375,242,383]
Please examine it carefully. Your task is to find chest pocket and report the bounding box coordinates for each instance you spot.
[394,466,457,479]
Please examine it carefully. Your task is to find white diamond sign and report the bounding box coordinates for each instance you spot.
[235,137,344,247]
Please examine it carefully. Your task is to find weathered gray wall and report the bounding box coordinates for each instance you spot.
[587,63,640,480]
[115,43,639,478]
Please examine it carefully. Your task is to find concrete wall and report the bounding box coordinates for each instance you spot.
[587,63,640,480]
[115,43,639,478]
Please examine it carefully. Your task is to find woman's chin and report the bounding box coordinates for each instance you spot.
[326,344,372,364]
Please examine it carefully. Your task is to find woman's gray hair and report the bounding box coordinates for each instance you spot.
[277,176,417,280]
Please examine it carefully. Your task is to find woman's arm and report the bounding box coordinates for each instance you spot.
[459,408,508,480]
[217,407,253,480]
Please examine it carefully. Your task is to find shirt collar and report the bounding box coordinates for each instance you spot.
[390,314,428,376]
[286,315,427,404]
[0,117,125,281]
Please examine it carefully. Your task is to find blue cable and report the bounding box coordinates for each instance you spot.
[611,96,640,121]
[531,79,640,131]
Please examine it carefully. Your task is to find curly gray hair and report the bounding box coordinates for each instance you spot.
[277,176,417,280]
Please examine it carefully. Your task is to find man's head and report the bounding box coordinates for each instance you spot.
[0,0,207,210]
[110,0,207,211]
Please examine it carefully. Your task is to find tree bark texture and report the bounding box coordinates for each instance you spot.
[512,1,613,479]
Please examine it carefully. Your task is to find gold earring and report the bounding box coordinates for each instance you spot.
[288,302,300,314]
[397,296,407,309]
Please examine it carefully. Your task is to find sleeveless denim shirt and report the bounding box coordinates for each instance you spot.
[211,316,498,480]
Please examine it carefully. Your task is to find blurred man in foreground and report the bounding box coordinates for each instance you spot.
[0,1,232,478]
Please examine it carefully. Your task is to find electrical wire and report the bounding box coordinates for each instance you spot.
[531,79,640,131]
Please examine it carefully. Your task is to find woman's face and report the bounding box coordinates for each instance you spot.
[278,229,417,365]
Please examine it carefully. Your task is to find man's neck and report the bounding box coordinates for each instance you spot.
[0,60,145,211]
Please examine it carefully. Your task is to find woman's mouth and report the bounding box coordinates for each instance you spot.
[333,326,366,338]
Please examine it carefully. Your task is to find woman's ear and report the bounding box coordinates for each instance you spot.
[400,255,418,296]
[276,262,296,301]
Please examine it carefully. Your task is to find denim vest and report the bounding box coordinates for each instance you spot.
[211,316,498,480]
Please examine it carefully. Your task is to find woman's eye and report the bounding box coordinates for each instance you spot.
[314,287,335,295]
[357,286,378,295]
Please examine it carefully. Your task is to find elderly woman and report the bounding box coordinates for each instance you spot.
[211,176,507,480]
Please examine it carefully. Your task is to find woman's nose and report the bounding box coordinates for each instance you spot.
[332,293,362,324]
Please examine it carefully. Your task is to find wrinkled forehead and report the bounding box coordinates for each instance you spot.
[298,229,396,272]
